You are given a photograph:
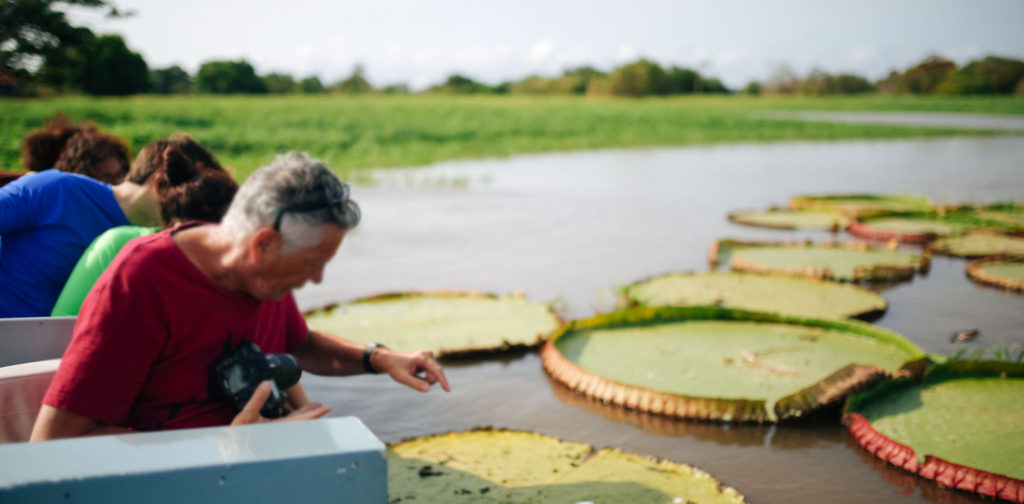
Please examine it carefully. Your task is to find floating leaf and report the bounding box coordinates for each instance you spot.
[543,306,924,422]
[303,291,562,358]
[388,429,747,503]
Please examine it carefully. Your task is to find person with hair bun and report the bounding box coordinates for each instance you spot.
[128,134,222,185]
[51,146,239,316]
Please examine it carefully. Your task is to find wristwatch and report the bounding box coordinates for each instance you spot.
[362,342,387,374]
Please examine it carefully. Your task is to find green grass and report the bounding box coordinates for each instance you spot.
[2,94,1022,180]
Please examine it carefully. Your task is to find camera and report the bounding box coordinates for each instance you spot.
[213,342,302,419]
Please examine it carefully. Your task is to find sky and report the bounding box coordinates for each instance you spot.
[68,0,1024,90]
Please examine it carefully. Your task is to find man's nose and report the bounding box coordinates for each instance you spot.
[309,266,325,284]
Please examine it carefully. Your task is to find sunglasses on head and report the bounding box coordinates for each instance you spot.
[272,182,351,232]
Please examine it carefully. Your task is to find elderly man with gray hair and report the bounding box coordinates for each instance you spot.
[32,152,449,440]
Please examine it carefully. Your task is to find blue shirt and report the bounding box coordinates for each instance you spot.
[0,170,129,317]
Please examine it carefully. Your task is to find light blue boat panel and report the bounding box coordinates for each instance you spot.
[0,416,387,503]
[0,317,75,367]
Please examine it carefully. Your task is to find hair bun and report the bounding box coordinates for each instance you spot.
[162,146,197,186]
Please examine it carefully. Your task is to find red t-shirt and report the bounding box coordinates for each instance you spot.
[44,223,308,431]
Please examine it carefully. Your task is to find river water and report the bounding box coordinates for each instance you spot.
[297,136,1024,504]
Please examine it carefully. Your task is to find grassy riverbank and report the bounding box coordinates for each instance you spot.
[3,95,1022,180]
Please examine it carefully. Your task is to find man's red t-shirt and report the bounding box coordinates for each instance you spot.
[44,224,308,431]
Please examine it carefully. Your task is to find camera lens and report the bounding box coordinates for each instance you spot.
[266,353,302,389]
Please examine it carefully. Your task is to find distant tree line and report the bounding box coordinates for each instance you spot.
[750,55,1024,96]
[3,1,1023,98]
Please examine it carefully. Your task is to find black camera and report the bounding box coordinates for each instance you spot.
[213,342,302,419]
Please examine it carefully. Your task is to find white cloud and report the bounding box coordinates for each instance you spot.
[528,38,557,63]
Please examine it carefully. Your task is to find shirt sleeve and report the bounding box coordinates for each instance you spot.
[43,258,167,426]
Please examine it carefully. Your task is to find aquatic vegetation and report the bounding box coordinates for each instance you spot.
[929,233,1024,258]
[620,271,886,320]
[849,209,1024,243]
[844,360,1024,503]
[542,306,925,422]
[387,428,747,503]
[2,95,1011,181]
[727,209,849,231]
[966,258,1024,294]
[303,291,562,358]
[788,194,933,217]
[710,238,928,282]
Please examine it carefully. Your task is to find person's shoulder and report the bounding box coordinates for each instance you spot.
[109,228,177,272]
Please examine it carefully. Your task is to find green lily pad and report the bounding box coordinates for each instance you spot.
[974,201,1024,229]
[966,258,1024,293]
[388,428,747,503]
[621,272,886,320]
[711,239,928,282]
[929,233,1024,258]
[542,306,925,422]
[789,194,932,217]
[845,361,1024,502]
[303,291,562,357]
[850,210,1024,243]
[728,209,849,230]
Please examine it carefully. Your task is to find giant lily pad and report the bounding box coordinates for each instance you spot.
[388,428,747,503]
[844,361,1024,503]
[303,291,562,358]
[621,271,886,320]
[849,210,1024,244]
[728,209,849,231]
[929,233,1024,259]
[710,239,929,282]
[789,194,932,217]
[973,201,1024,231]
[966,258,1024,294]
[542,306,925,422]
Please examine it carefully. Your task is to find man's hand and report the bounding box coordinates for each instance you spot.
[230,381,332,426]
[371,348,451,393]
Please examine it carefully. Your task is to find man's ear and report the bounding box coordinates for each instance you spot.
[249,228,281,262]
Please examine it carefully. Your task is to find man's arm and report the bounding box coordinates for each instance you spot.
[293,330,450,393]
[30,405,132,441]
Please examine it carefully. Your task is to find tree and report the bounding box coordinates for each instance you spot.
[1,0,129,93]
[958,56,1024,94]
[297,76,326,94]
[334,64,372,94]
[901,55,956,94]
[195,60,266,94]
[663,66,699,94]
[150,65,191,94]
[428,74,493,94]
[609,59,668,97]
[262,72,295,94]
[37,33,148,95]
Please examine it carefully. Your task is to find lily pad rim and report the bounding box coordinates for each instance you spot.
[966,257,1024,294]
[843,360,1024,502]
[301,289,566,359]
[543,305,926,423]
[617,270,889,321]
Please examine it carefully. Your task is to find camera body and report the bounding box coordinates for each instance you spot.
[213,342,302,419]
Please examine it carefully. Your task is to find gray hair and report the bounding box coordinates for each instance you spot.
[221,151,361,253]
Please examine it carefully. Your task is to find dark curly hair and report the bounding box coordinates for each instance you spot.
[21,113,99,172]
[130,134,223,184]
[154,146,238,225]
[54,131,131,184]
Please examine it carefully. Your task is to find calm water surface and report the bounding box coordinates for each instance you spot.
[298,136,1024,504]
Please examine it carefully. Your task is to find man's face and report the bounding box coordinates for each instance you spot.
[250,225,345,301]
